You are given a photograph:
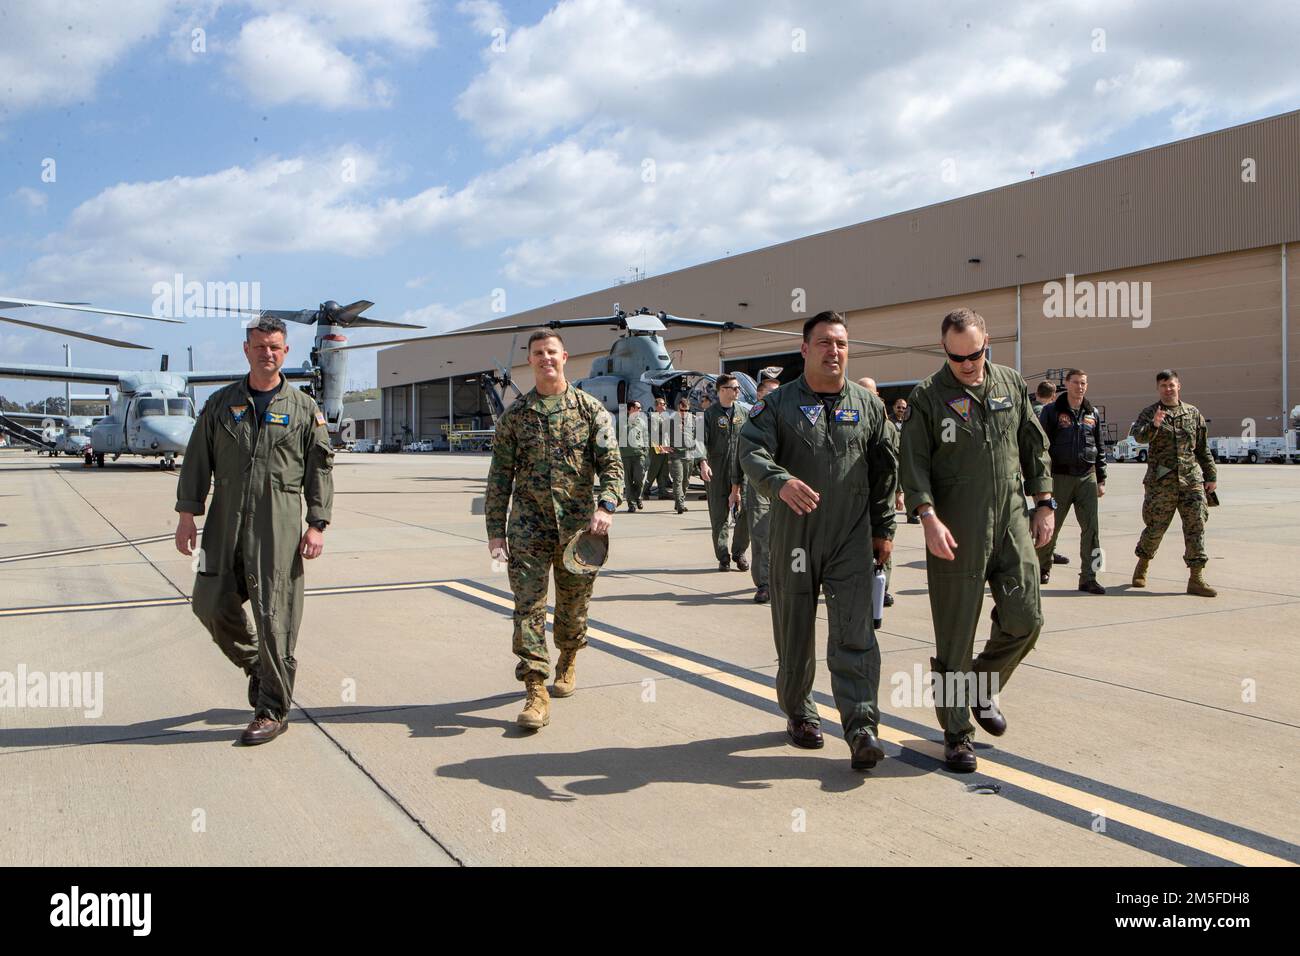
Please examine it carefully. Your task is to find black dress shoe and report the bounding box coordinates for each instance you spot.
[627,503,636,513]
[247,673,261,709]
[850,731,885,770]
[944,738,977,772]
[1079,579,1106,594]
[240,715,288,746]
[786,718,824,749]
[971,698,1006,737]
[754,585,770,604]
[734,555,749,572]
[883,591,895,607]
[1040,569,1050,585]
[676,504,687,513]
[718,558,730,571]
[1052,553,1069,565]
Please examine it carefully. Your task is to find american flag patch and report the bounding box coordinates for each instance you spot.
[314,411,327,426]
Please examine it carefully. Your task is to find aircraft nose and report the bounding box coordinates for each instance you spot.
[145,419,193,453]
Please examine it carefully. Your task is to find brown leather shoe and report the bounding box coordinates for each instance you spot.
[734,554,749,572]
[240,715,287,746]
[754,585,770,604]
[850,731,885,770]
[944,738,977,773]
[786,718,824,749]
[718,558,730,571]
[971,698,1006,737]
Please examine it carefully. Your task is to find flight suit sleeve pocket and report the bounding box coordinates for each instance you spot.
[274,477,301,493]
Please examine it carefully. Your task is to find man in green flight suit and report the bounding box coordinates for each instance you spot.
[699,373,750,571]
[740,311,897,771]
[899,308,1054,773]
[667,396,701,514]
[174,316,335,746]
[621,400,649,512]
[641,396,673,502]
[1130,369,1218,597]
[486,330,623,731]
[744,376,780,603]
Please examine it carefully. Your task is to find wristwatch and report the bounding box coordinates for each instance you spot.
[309,519,329,531]
[598,500,617,514]
[1035,497,1058,512]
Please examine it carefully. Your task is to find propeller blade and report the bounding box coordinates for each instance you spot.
[338,316,426,330]
[333,300,374,323]
[0,315,151,349]
[726,321,946,357]
[0,295,184,324]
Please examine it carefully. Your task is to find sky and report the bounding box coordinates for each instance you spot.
[1,0,1298,403]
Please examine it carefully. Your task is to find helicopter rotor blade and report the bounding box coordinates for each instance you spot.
[337,316,426,330]
[0,315,151,350]
[0,295,184,325]
[333,299,374,323]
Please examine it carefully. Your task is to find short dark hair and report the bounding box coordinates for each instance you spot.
[1156,369,1179,383]
[802,310,846,342]
[1036,380,1057,399]
[246,315,288,341]
[1066,368,1086,381]
[528,329,564,349]
[716,373,737,388]
[940,308,986,339]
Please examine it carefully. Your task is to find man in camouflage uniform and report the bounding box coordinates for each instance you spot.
[174,316,334,746]
[621,400,649,512]
[668,396,701,514]
[700,373,750,571]
[1131,369,1218,597]
[486,330,623,730]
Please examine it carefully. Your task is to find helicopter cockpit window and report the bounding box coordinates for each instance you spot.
[167,398,194,417]
[137,399,166,417]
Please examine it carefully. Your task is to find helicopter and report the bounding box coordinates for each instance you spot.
[0,356,316,469]
[334,303,944,421]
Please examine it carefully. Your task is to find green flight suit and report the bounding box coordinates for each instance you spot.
[642,411,672,499]
[739,376,897,744]
[667,411,702,508]
[882,418,902,592]
[701,401,750,562]
[176,376,335,722]
[621,411,649,508]
[485,385,623,681]
[1131,401,1216,568]
[900,362,1051,745]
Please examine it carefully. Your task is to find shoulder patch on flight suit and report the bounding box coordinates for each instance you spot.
[230,405,248,423]
[264,411,290,426]
[988,395,1013,411]
[314,410,327,427]
[800,405,823,425]
[749,400,764,416]
[1083,414,1096,426]
[833,408,860,423]
[946,397,971,421]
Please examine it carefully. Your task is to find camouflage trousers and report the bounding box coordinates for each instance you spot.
[621,450,646,507]
[507,529,596,681]
[1135,480,1208,569]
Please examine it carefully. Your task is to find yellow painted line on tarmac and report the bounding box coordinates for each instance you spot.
[0,596,189,617]
[440,580,1296,868]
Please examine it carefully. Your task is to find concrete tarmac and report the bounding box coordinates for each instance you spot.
[1,448,1296,866]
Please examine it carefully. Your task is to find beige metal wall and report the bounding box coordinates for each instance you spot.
[1021,246,1286,435]
[1288,241,1299,424]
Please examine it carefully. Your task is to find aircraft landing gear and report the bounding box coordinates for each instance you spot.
[160,456,176,471]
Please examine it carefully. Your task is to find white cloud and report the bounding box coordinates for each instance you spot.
[11,187,48,211]
[0,0,172,117]
[457,0,508,37]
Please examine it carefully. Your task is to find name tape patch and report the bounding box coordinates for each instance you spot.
[988,395,1013,411]
[833,408,860,423]
[264,411,290,426]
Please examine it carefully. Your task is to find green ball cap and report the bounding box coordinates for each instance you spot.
[562,530,609,576]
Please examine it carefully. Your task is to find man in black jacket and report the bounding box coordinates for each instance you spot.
[1037,369,1107,593]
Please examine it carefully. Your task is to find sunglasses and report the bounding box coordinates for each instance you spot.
[944,342,988,364]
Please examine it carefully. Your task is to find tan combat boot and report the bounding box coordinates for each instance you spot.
[552,649,579,698]
[1132,557,1150,588]
[1187,567,1217,598]
[517,675,550,730]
